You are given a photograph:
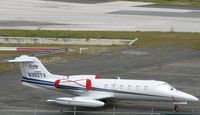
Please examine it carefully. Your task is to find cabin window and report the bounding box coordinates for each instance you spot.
[128,85,132,91]
[136,85,140,90]
[111,84,116,89]
[144,86,148,91]
[120,85,124,90]
[104,84,108,89]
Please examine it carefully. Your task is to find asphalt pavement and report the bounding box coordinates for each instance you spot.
[0,0,199,32]
[0,46,200,114]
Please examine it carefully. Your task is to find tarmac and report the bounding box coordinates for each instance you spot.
[0,46,200,114]
[0,0,200,114]
[0,0,200,32]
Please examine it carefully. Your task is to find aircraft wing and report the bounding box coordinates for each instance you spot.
[80,91,114,100]
[47,92,113,107]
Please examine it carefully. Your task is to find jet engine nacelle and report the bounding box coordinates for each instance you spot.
[55,79,92,91]
[86,79,92,91]
[47,97,104,107]
[68,75,101,80]
[55,79,60,88]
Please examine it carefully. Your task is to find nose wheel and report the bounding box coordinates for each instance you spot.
[172,104,179,112]
[171,96,179,112]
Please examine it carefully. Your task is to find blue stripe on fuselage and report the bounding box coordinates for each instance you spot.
[21,77,170,99]
[21,79,54,86]
[22,76,54,84]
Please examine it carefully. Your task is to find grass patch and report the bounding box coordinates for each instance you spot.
[0,29,200,49]
[119,0,200,6]
[0,62,18,74]
[0,44,116,73]
[0,29,200,73]
[134,37,200,49]
[0,29,199,39]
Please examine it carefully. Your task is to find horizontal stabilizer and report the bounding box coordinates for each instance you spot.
[8,55,35,62]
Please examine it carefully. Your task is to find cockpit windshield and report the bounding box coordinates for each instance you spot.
[158,83,175,91]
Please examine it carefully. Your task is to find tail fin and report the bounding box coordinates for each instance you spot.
[8,55,52,80]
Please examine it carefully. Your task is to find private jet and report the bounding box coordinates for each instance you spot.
[8,55,199,112]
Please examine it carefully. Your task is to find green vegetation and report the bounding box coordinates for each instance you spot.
[0,29,200,49]
[0,29,200,73]
[0,51,25,73]
[120,0,200,6]
[0,44,114,73]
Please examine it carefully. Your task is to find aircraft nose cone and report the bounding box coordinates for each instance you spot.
[185,93,199,101]
[176,91,199,102]
[190,95,199,101]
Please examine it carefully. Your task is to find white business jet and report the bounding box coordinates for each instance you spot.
[8,55,198,112]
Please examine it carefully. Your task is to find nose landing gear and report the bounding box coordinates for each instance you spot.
[171,96,179,112]
[172,104,179,112]
[171,96,188,112]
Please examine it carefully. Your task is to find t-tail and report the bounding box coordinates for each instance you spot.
[8,55,65,88]
[8,55,53,79]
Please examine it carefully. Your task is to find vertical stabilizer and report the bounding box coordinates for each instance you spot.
[8,55,52,80]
